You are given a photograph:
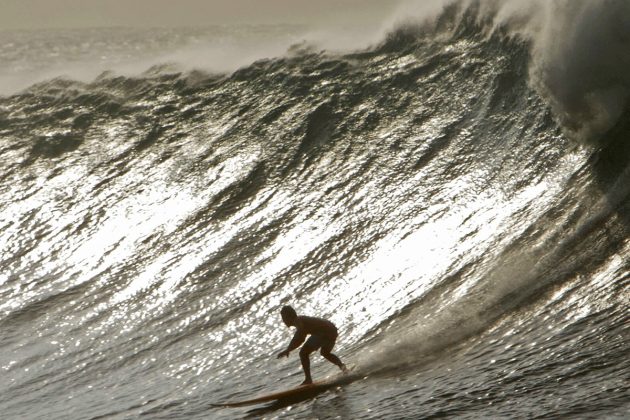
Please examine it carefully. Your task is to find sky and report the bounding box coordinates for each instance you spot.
[0,0,403,30]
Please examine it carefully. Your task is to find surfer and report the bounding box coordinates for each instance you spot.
[277,305,348,385]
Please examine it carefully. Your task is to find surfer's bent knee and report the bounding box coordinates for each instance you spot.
[299,346,311,357]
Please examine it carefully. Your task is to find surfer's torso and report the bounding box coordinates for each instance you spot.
[295,316,338,339]
[289,316,338,349]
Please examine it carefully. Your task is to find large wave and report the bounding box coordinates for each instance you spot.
[0,2,628,419]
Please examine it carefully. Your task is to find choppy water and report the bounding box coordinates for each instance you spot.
[1,2,629,419]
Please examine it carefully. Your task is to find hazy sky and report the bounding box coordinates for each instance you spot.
[0,0,403,30]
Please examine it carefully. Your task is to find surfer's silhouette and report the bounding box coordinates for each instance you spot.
[277,305,348,385]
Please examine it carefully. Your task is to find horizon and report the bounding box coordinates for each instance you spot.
[0,0,402,31]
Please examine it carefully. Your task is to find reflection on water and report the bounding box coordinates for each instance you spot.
[0,18,628,420]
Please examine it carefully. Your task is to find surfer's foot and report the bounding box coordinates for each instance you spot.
[341,364,349,374]
[300,379,313,386]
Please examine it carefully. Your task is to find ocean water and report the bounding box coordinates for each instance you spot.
[0,2,629,419]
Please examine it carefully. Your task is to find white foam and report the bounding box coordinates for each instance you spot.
[388,0,630,143]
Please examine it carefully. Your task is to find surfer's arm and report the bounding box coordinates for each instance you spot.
[277,329,307,358]
[287,329,307,351]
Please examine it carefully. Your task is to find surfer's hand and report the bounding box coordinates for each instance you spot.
[277,350,289,359]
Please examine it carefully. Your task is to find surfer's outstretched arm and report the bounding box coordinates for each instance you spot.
[277,329,306,358]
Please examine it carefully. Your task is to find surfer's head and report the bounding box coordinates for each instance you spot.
[280,305,297,327]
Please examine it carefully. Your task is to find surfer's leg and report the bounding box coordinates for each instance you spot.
[299,336,321,385]
[320,337,346,372]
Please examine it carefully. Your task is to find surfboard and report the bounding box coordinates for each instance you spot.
[211,369,357,408]
[210,381,336,408]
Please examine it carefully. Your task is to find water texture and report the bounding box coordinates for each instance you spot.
[0,2,628,419]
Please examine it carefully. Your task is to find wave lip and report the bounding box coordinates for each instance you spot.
[3,2,630,147]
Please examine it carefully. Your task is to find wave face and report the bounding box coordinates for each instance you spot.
[1,4,629,420]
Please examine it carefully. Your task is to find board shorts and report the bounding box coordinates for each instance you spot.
[303,333,337,354]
